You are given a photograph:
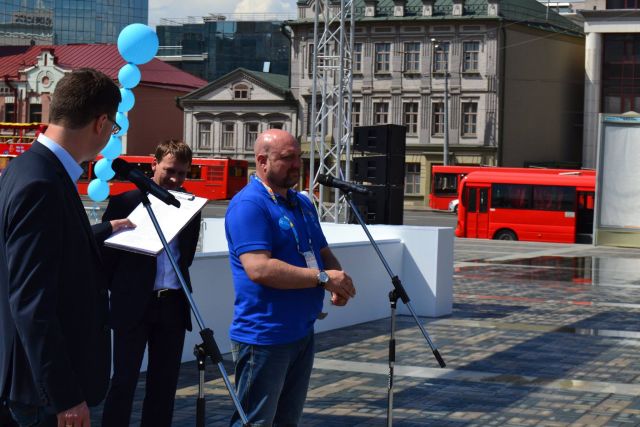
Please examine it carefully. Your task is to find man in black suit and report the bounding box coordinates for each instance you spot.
[101,140,201,427]
[0,68,121,427]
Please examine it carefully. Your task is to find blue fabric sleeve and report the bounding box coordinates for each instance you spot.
[227,199,273,255]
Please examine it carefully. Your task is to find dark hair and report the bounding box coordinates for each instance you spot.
[49,68,121,129]
[155,139,193,165]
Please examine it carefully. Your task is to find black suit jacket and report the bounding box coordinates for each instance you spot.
[0,142,110,412]
[102,189,201,331]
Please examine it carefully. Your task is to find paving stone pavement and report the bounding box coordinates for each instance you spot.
[89,239,640,426]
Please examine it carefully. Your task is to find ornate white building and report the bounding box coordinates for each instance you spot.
[289,0,585,206]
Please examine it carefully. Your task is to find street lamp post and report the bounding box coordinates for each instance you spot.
[431,38,449,166]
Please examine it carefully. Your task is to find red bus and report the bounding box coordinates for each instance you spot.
[430,165,595,211]
[78,155,248,200]
[455,171,595,244]
[0,122,46,156]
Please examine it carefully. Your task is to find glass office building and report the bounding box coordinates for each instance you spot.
[0,0,147,45]
[157,19,290,82]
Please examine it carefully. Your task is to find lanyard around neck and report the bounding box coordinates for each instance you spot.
[253,175,315,255]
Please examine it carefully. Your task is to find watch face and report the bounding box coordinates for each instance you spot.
[319,271,329,284]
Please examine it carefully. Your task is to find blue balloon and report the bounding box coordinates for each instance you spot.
[88,179,110,202]
[118,88,135,112]
[117,23,159,65]
[115,112,129,137]
[101,135,123,159]
[118,63,141,88]
[94,158,115,181]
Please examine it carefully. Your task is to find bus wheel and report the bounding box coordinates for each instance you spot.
[494,229,517,241]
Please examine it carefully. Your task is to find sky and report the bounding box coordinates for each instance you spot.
[148,0,298,27]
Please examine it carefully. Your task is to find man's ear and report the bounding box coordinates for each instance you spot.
[95,114,109,134]
[256,153,268,168]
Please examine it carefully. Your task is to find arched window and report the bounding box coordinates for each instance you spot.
[233,83,249,99]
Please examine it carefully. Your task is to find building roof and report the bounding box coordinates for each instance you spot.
[180,67,292,103]
[0,44,207,92]
[293,0,583,36]
[238,68,290,92]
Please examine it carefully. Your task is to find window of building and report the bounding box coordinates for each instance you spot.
[4,103,15,122]
[602,34,640,113]
[375,43,391,73]
[462,102,478,136]
[244,122,259,150]
[352,101,361,127]
[233,83,249,99]
[222,122,235,150]
[29,104,42,123]
[374,102,389,124]
[432,102,445,135]
[432,41,449,73]
[607,0,640,8]
[307,43,314,78]
[462,41,480,73]
[404,42,420,73]
[197,122,212,149]
[353,43,363,73]
[403,102,419,135]
[405,163,421,195]
[269,122,284,129]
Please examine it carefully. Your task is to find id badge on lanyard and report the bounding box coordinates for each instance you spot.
[303,250,319,270]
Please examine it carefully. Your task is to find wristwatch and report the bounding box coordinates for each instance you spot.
[317,270,329,288]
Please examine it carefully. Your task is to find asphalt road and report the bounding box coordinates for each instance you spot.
[82,198,457,228]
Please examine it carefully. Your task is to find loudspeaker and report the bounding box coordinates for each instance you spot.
[353,124,406,156]
[349,185,404,225]
[353,155,405,186]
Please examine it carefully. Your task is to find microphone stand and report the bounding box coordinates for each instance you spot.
[139,192,250,426]
[341,190,446,427]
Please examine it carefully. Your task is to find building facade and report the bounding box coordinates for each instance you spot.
[0,0,147,46]
[290,0,585,206]
[179,68,298,174]
[580,5,640,168]
[156,17,291,82]
[0,44,205,155]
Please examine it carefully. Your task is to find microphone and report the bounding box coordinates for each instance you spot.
[111,158,181,208]
[317,174,371,195]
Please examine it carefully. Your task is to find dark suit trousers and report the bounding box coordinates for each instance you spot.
[101,290,187,427]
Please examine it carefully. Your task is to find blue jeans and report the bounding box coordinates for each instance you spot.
[230,332,314,427]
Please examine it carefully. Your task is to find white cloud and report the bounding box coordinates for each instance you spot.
[148,0,297,27]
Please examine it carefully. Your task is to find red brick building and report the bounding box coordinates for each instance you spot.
[0,44,206,155]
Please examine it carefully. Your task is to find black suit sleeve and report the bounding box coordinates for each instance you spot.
[5,179,84,412]
[182,212,201,268]
[99,193,132,285]
[91,221,113,245]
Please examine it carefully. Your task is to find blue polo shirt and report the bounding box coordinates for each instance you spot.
[225,176,327,345]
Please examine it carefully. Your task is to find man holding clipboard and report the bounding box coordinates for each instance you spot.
[100,140,201,427]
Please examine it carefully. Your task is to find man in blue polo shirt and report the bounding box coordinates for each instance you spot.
[225,129,356,426]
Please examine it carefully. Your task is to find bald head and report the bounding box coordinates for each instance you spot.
[254,129,301,196]
[254,129,298,157]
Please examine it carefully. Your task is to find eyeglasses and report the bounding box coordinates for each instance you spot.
[107,116,121,135]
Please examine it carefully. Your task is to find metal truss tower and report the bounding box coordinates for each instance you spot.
[308,0,355,223]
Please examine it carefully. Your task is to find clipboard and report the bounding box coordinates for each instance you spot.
[104,190,207,256]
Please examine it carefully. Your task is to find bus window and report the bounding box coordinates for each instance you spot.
[468,188,477,213]
[532,186,575,211]
[492,184,532,209]
[433,173,458,195]
[188,164,202,180]
[479,188,488,213]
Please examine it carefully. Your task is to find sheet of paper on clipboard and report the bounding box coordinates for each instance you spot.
[104,190,207,256]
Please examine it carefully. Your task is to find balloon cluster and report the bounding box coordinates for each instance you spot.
[88,23,159,202]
